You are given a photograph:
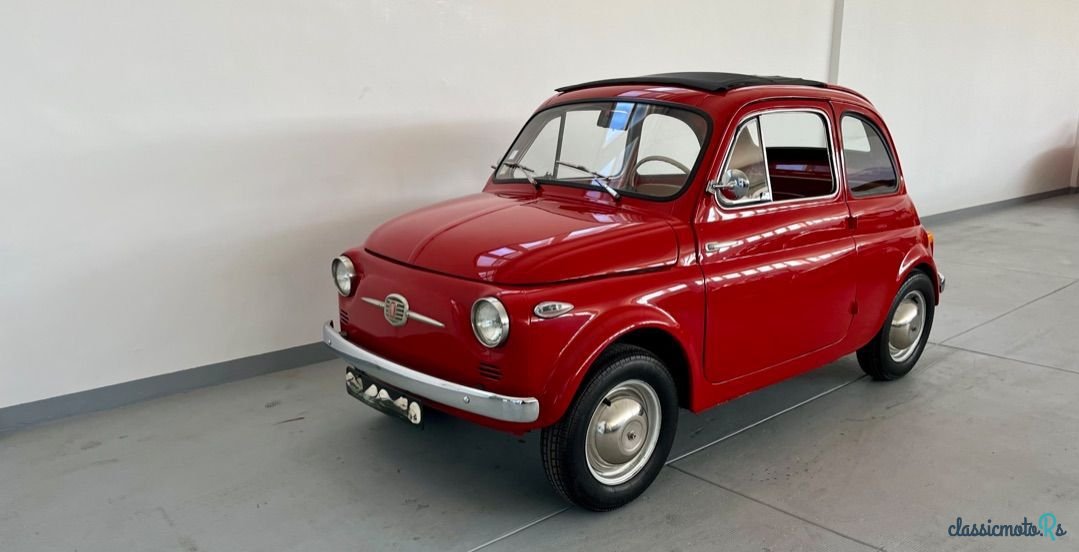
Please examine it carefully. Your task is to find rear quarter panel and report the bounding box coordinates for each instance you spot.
[834,102,938,345]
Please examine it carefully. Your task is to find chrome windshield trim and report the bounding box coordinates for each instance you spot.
[322,322,539,423]
[359,296,446,328]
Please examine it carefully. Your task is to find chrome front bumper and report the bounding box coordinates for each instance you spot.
[322,322,540,423]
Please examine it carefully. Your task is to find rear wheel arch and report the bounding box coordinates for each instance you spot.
[896,245,938,303]
[910,262,939,303]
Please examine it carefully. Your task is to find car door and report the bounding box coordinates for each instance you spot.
[696,100,857,383]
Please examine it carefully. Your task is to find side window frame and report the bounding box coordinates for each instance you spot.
[711,106,839,210]
[839,111,901,198]
[713,115,771,207]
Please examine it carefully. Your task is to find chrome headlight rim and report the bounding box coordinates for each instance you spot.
[471,296,509,348]
[331,255,356,297]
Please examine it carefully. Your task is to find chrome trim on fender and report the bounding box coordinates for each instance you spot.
[322,322,539,423]
[359,295,445,328]
[533,301,574,318]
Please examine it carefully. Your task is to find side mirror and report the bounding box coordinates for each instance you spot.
[708,169,751,201]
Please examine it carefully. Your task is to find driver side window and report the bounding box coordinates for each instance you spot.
[715,111,835,206]
[717,118,770,204]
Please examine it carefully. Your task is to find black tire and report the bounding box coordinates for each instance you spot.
[540,344,678,511]
[857,271,935,380]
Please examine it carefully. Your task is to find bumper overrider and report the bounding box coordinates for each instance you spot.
[321,322,540,423]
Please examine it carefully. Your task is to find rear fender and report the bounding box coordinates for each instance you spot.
[898,244,939,302]
[863,244,939,337]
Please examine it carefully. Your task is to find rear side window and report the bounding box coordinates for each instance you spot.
[841,115,898,196]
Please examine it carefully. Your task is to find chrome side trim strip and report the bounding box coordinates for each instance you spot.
[322,322,539,423]
[407,311,447,328]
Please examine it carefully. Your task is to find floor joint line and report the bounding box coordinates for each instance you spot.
[942,279,1079,344]
[467,507,571,551]
[666,375,865,465]
[939,259,1077,279]
[935,343,1079,376]
[668,465,884,551]
[469,374,869,550]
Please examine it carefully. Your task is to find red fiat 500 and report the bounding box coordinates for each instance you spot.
[323,72,943,510]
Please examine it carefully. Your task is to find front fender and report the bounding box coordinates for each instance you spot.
[536,302,701,427]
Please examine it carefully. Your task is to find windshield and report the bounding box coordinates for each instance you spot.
[494,101,710,199]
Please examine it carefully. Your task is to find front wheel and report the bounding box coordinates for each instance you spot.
[857,271,936,380]
[540,344,678,511]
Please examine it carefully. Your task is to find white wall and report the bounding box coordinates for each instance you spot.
[5,1,1079,410]
[0,0,836,409]
[837,0,1079,215]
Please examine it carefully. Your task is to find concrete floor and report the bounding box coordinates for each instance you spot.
[3,194,1078,551]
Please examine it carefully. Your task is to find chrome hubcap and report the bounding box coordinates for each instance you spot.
[585,380,661,486]
[889,290,926,362]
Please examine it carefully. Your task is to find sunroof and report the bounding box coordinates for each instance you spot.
[556,72,827,94]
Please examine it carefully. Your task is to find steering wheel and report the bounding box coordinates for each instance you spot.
[635,155,690,174]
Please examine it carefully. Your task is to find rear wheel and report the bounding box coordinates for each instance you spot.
[540,344,678,511]
[857,271,935,380]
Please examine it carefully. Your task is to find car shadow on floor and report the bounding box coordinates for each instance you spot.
[290,350,930,549]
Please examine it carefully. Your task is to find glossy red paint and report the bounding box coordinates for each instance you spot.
[337,81,939,434]
[365,193,680,284]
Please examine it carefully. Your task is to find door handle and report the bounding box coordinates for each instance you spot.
[846,215,859,230]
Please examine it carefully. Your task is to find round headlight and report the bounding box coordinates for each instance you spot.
[331,255,356,296]
[471,297,509,348]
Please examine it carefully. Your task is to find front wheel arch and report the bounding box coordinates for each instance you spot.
[610,328,691,409]
[540,309,699,427]
[540,343,680,510]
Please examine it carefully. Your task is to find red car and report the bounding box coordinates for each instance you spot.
[323,72,943,510]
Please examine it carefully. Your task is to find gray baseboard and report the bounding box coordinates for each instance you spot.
[3,187,1074,433]
[0,342,334,433]
[921,187,1074,226]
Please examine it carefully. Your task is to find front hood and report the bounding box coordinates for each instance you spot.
[364,193,679,285]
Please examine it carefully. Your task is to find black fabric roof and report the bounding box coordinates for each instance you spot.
[556,72,827,94]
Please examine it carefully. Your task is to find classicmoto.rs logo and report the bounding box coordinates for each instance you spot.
[948,513,1068,541]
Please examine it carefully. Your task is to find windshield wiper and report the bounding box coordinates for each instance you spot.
[498,161,541,189]
[554,161,620,200]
